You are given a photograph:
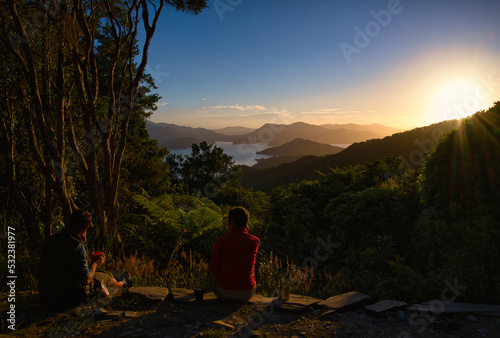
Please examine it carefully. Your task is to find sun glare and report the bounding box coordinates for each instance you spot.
[425,77,490,125]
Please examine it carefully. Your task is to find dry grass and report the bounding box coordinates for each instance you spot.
[110,250,209,289]
[257,251,350,299]
[109,250,350,300]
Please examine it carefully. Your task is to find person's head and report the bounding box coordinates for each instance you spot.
[68,210,92,233]
[227,207,249,229]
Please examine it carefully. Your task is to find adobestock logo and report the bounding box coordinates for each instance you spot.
[213,0,244,21]
[340,0,408,64]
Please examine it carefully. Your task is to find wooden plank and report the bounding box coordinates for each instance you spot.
[169,288,217,303]
[318,291,372,310]
[126,286,169,304]
[249,294,277,304]
[364,300,407,313]
[169,289,322,309]
[408,301,500,317]
[286,294,322,307]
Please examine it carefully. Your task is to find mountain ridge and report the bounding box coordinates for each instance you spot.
[231,122,384,146]
[145,120,404,149]
[240,119,460,192]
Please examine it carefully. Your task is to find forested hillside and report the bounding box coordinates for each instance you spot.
[265,103,500,303]
[241,119,460,192]
[257,138,344,157]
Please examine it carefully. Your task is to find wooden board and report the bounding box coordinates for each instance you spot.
[318,291,372,310]
[126,286,169,303]
[169,289,322,309]
[364,300,407,313]
[408,301,500,317]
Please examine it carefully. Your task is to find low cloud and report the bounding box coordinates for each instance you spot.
[211,105,267,111]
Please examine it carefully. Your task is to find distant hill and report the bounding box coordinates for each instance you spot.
[257,138,344,157]
[165,137,200,150]
[240,119,460,192]
[214,126,256,135]
[253,138,344,169]
[145,121,231,149]
[232,122,385,146]
[321,123,403,136]
[145,120,406,150]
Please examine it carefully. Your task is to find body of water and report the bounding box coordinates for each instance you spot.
[170,142,352,167]
[169,142,272,167]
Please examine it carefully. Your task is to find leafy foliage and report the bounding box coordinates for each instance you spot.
[415,102,500,303]
[128,192,224,268]
[167,141,239,196]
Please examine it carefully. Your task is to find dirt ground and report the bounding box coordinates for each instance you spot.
[1,291,500,337]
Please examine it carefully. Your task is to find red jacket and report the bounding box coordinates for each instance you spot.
[210,227,260,291]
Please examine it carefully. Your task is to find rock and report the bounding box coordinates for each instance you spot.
[126,287,169,304]
[395,310,406,320]
[364,300,407,313]
[466,314,479,322]
[318,291,372,311]
[476,328,488,334]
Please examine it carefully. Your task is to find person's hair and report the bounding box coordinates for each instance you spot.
[68,210,92,232]
[228,207,249,228]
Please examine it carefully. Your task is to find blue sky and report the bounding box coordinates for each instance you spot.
[142,0,500,129]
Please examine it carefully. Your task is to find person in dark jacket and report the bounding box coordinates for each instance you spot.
[39,210,104,310]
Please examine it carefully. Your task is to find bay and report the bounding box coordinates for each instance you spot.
[169,142,272,167]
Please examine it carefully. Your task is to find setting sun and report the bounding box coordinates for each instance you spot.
[426,77,492,125]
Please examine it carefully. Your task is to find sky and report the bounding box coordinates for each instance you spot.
[141,0,500,130]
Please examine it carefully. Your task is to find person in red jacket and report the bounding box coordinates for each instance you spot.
[209,206,260,302]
